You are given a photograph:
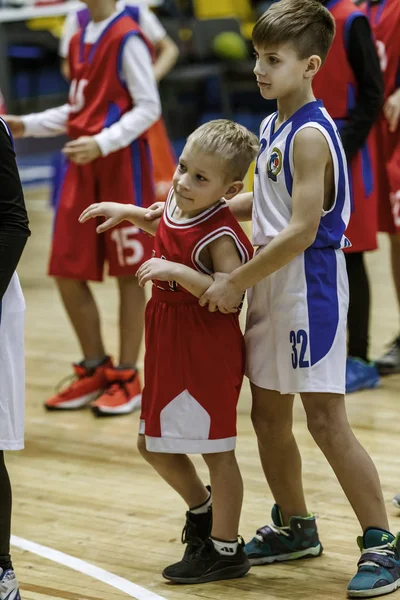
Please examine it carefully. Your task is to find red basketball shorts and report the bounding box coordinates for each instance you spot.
[341,126,378,253]
[49,138,155,281]
[140,289,245,454]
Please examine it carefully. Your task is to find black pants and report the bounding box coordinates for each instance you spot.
[345,252,370,362]
[0,451,13,570]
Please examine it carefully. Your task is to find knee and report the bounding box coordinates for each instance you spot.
[137,435,167,467]
[251,408,292,443]
[306,412,332,445]
[56,276,85,292]
[203,450,236,470]
[117,275,140,289]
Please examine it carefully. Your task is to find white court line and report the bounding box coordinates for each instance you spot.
[11,535,168,600]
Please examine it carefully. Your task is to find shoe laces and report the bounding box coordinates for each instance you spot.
[55,372,87,396]
[104,380,130,398]
[359,542,396,569]
[181,516,203,548]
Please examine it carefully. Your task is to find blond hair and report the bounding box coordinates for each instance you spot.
[187,119,259,181]
[252,0,335,64]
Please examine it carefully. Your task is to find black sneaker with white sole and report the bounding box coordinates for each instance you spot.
[162,537,251,584]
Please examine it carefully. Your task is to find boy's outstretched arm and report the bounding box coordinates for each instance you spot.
[79,202,160,236]
[200,128,330,312]
[137,234,243,301]
[3,105,70,139]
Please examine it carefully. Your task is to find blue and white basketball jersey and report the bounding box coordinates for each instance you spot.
[253,100,351,250]
[246,100,350,395]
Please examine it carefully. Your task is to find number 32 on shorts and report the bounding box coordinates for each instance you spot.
[290,329,310,369]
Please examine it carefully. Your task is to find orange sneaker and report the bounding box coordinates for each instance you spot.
[44,358,112,411]
[91,367,142,416]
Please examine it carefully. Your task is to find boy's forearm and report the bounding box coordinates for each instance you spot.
[227,192,253,221]
[229,224,314,291]
[22,104,69,137]
[125,205,159,236]
[154,37,179,81]
[171,263,213,298]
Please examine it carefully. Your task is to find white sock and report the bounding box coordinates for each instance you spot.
[189,490,212,515]
[211,537,238,556]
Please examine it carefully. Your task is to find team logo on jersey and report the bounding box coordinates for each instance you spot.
[267,147,282,182]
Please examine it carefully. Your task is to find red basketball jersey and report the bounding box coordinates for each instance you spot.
[153,190,254,294]
[313,0,378,252]
[366,0,400,233]
[366,0,400,100]
[141,190,253,453]
[313,0,362,119]
[67,10,152,140]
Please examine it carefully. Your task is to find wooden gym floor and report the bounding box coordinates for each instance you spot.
[7,185,400,600]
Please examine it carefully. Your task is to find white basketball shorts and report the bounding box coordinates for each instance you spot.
[0,273,25,450]
[245,247,348,395]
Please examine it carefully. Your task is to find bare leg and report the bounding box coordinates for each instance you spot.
[302,392,389,531]
[137,435,209,508]
[56,277,105,360]
[251,383,307,524]
[389,234,400,312]
[203,451,243,540]
[117,276,145,367]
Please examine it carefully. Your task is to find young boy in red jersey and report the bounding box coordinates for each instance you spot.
[80,119,258,584]
[5,0,161,416]
[365,0,400,376]
[313,0,383,393]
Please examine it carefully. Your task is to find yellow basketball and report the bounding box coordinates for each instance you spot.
[212,31,249,61]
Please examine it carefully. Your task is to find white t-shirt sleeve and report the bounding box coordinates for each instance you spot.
[59,11,80,58]
[94,34,161,157]
[138,8,167,45]
[21,104,70,137]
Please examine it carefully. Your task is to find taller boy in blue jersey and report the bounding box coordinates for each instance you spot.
[200,0,400,596]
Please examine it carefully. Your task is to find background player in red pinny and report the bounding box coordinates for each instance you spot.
[4,0,161,416]
[313,0,384,393]
[80,119,258,584]
[59,0,178,202]
[365,0,400,376]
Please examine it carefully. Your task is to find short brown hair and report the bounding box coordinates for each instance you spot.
[252,0,335,63]
[187,120,259,181]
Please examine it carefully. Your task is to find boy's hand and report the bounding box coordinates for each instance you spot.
[79,202,128,233]
[63,136,102,164]
[383,89,400,133]
[144,202,165,220]
[2,115,25,138]
[199,273,242,314]
[136,258,174,287]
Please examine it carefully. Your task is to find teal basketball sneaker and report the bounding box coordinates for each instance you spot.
[347,529,400,598]
[244,504,323,565]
